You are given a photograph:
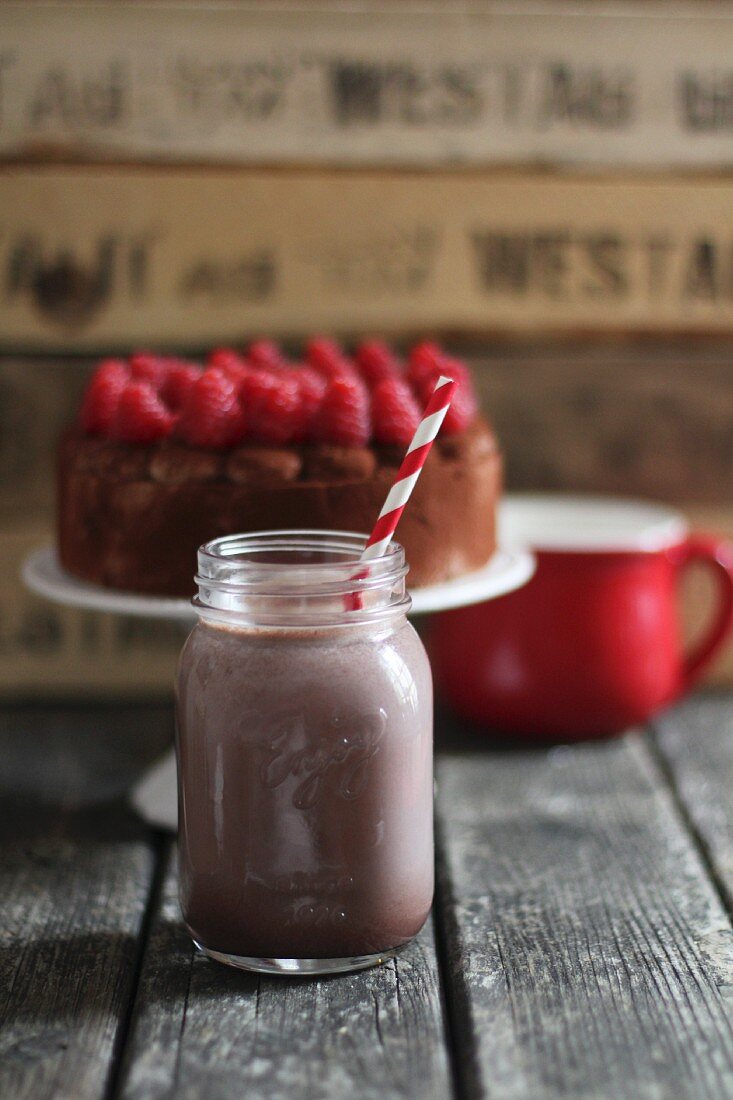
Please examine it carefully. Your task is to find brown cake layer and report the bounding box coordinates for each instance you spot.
[57,418,502,597]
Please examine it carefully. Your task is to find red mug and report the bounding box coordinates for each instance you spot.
[430,495,733,739]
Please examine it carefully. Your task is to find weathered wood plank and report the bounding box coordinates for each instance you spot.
[435,727,733,1099]
[652,693,733,907]
[118,848,451,1100]
[0,358,89,521]
[467,349,733,505]
[0,704,171,1100]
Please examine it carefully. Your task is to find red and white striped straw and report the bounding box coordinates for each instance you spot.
[361,374,456,562]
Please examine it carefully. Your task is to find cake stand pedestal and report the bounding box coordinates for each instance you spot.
[23,543,535,831]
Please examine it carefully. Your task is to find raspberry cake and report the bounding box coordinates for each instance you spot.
[57,340,502,597]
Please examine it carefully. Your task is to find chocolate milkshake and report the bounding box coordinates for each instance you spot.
[175,531,434,974]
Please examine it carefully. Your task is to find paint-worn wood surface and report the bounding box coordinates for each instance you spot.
[0,705,171,1100]
[119,849,450,1100]
[3,697,733,1099]
[653,693,733,908]
[435,715,733,1100]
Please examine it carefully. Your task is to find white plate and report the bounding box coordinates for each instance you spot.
[23,545,535,620]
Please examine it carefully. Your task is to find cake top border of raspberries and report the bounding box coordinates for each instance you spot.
[78,339,479,450]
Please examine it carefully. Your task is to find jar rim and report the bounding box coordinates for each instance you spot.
[194,529,410,626]
[198,529,403,578]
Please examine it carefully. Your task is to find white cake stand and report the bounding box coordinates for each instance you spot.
[23,541,535,830]
[23,544,534,619]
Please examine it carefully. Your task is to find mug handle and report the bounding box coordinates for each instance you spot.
[676,533,733,694]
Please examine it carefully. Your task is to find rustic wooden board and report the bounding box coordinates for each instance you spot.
[467,349,733,505]
[652,693,733,907]
[11,169,733,349]
[119,847,451,1100]
[0,358,89,521]
[7,1,733,173]
[0,705,171,1100]
[435,728,733,1099]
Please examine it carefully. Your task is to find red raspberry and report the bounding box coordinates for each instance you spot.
[356,340,402,387]
[306,337,356,380]
[80,359,130,434]
[247,339,285,370]
[206,348,252,391]
[441,359,479,433]
[112,381,175,444]
[177,369,245,448]
[161,360,202,411]
[129,352,169,390]
[306,336,341,368]
[240,371,301,445]
[406,341,444,389]
[412,355,478,434]
[371,378,421,446]
[315,376,371,446]
[293,367,327,441]
[208,347,246,372]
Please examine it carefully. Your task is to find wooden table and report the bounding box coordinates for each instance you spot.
[3,695,733,1099]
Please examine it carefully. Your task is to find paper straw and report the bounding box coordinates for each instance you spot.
[361,374,456,562]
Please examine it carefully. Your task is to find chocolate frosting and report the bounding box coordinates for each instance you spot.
[57,418,502,597]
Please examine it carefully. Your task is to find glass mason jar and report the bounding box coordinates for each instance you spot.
[176,530,434,976]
